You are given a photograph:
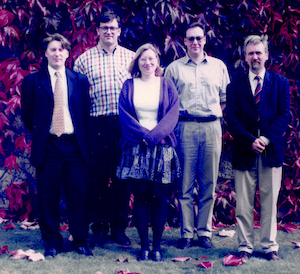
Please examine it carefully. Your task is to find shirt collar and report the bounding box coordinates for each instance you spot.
[97,43,118,54]
[184,52,208,65]
[249,68,266,83]
[48,65,66,78]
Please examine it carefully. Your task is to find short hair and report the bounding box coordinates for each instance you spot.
[98,11,121,28]
[244,35,268,53]
[128,43,164,78]
[185,22,206,37]
[43,33,71,51]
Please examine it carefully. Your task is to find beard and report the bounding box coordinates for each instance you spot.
[251,61,261,72]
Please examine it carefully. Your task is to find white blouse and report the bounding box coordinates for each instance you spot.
[133,77,160,130]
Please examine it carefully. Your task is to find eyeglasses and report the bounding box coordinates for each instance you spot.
[186,36,205,42]
[99,26,119,32]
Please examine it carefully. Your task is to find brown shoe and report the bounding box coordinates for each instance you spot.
[266,251,281,261]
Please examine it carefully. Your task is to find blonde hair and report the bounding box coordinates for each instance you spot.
[244,35,268,53]
[128,43,163,78]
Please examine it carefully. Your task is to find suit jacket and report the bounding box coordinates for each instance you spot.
[225,70,290,170]
[21,67,91,167]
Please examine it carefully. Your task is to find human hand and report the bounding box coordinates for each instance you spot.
[251,138,266,154]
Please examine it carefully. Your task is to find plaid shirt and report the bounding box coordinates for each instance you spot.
[74,44,135,116]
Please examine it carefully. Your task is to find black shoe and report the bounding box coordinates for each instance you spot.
[72,244,93,256]
[266,251,281,261]
[138,250,150,261]
[112,232,131,246]
[152,250,163,261]
[198,236,214,249]
[94,232,106,246]
[44,247,60,257]
[179,238,192,249]
[238,251,251,260]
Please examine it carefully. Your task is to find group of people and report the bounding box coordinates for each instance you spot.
[20,10,290,263]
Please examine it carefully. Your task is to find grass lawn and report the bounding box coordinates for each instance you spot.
[1,223,300,274]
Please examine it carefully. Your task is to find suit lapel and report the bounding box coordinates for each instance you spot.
[241,74,255,105]
[39,68,53,99]
[66,68,77,100]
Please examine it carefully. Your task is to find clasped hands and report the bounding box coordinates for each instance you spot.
[252,138,266,154]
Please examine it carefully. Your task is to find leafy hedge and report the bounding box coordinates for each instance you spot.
[0,0,299,226]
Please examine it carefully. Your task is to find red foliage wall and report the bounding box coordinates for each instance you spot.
[0,0,299,226]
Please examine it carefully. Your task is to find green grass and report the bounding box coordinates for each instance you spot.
[1,224,300,274]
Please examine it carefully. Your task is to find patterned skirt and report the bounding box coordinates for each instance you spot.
[116,143,181,184]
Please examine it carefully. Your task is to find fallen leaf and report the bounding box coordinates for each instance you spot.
[284,222,297,233]
[2,222,16,230]
[114,258,129,262]
[28,252,45,261]
[0,245,9,255]
[171,256,192,262]
[223,254,245,266]
[219,229,236,238]
[59,223,69,232]
[195,261,214,269]
[115,270,140,274]
[292,241,300,248]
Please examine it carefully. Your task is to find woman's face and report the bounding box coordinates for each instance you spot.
[138,49,158,77]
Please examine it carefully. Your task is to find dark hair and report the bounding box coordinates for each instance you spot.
[42,33,71,51]
[185,22,206,37]
[128,43,163,78]
[98,11,121,28]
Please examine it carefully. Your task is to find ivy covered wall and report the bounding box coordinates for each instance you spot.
[0,0,299,226]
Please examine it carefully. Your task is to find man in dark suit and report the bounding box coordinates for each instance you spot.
[226,35,290,261]
[21,33,93,257]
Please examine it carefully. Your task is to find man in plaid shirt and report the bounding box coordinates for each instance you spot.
[74,11,135,246]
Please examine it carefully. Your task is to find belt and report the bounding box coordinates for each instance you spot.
[179,116,218,123]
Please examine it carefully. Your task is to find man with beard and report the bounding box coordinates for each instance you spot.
[225,35,290,261]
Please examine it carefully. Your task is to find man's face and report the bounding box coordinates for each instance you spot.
[184,27,206,57]
[45,40,69,70]
[98,19,121,48]
[244,42,269,75]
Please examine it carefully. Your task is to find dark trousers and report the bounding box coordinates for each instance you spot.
[36,134,90,249]
[132,180,168,251]
[88,116,130,235]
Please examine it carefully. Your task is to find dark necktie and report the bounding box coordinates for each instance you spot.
[254,76,261,105]
[52,71,64,137]
[254,76,261,121]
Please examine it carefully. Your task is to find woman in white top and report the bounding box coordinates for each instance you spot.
[117,43,180,261]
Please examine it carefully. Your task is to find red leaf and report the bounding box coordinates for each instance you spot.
[4,155,18,172]
[195,261,214,269]
[3,95,21,116]
[292,241,300,248]
[223,254,245,266]
[0,113,9,131]
[2,222,16,230]
[15,135,30,153]
[59,223,69,232]
[0,10,14,28]
[171,256,192,262]
[284,222,297,233]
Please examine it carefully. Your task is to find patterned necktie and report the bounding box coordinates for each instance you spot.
[52,71,64,137]
[254,75,261,121]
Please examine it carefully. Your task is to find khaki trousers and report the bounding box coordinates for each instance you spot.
[234,155,282,254]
